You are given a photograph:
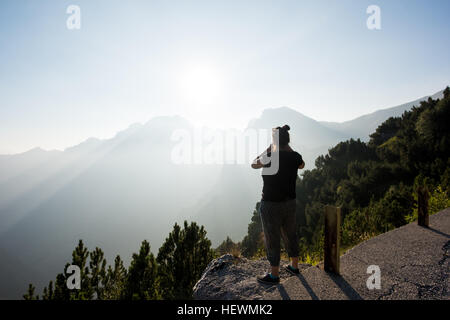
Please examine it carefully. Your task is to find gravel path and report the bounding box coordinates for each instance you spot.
[264,208,450,300]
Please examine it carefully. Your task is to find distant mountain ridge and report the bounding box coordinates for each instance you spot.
[2,89,445,157]
[320,89,445,140]
[248,106,348,147]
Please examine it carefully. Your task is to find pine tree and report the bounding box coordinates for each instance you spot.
[241,203,263,258]
[42,281,54,300]
[89,247,107,299]
[23,284,38,300]
[53,271,71,300]
[122,240,160,300]
[104,255,127,300]
[70,240,92,299]
[157,221,214,299]
[216,236,239,256]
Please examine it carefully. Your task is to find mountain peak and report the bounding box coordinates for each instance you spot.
[260,106,311,119]
[248,106,317,130]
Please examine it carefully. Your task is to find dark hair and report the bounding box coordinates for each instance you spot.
[275,125,290,146]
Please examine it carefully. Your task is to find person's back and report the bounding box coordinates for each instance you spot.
[251,124,305,284]
[261,150,303,202]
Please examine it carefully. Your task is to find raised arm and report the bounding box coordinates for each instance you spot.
[251,159,264,169]
[251,145,272,169]
[298,161,305,169]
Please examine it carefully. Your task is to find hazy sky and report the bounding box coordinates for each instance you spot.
[0,0,449,154]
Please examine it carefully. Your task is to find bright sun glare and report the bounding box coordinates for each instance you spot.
[179,64,224,107]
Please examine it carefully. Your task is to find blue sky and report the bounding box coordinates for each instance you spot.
[0,0,449,154]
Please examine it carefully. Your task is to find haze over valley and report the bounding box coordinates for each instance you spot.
[0,89,444,299]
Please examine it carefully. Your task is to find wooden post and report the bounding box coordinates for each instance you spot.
[418,186,429,227]
[324,205,340,274]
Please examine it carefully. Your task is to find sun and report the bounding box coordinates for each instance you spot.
[179,63,224,107]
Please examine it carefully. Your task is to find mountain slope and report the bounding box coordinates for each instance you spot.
[187,164,261,245]
[248,106,349,148]
[320,90,445,140]
[0,116,223,299]
[248,106,350,169]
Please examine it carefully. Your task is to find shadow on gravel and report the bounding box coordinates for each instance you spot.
[327,272,363,300]
[276,284,291,300]
[293,273,319,300]
[426,227,450,239]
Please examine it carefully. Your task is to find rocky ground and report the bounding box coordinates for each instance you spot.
[193,254,311,300]
[194,208,450,300]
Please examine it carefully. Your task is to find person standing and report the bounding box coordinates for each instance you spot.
[251,125,305,284]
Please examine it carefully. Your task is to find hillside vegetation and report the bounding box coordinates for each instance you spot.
[24,221,214,300]
[231,87,450,263]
